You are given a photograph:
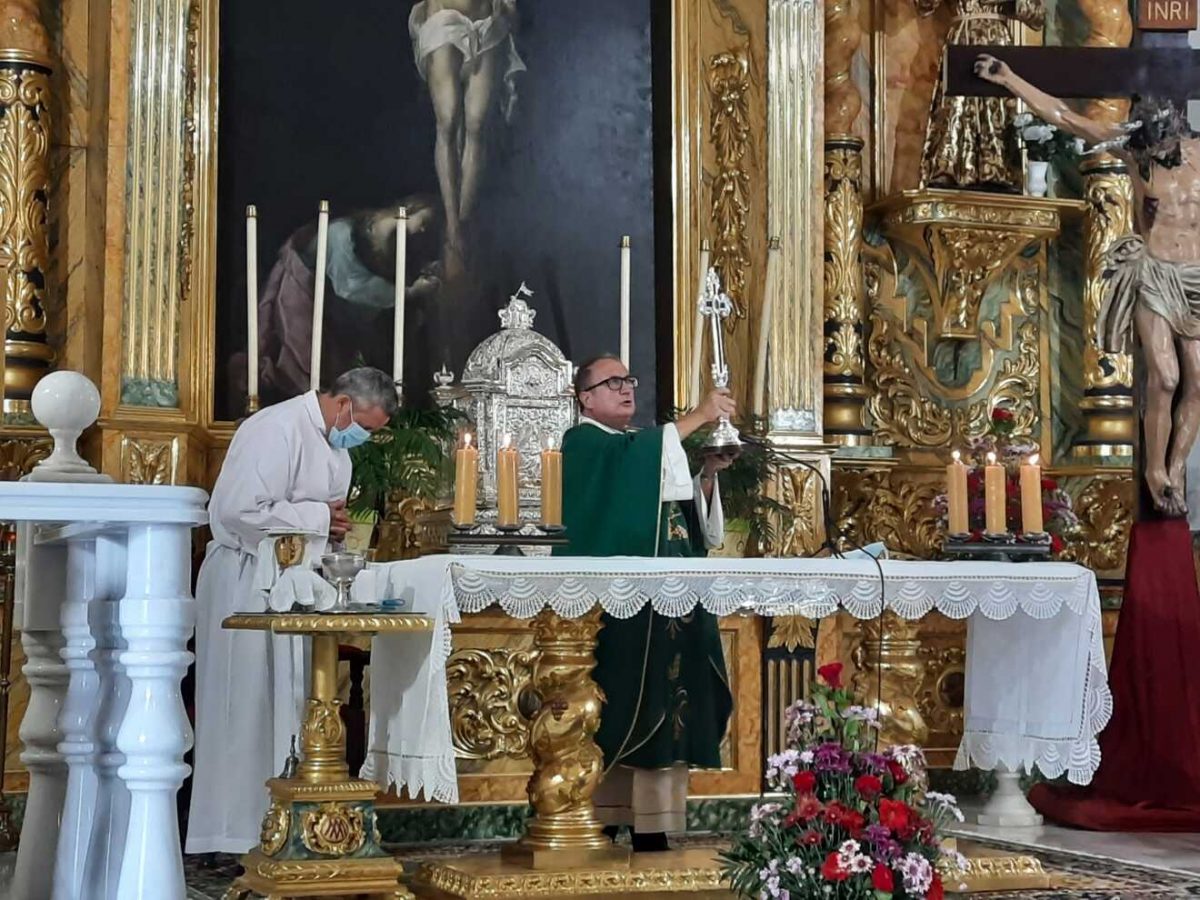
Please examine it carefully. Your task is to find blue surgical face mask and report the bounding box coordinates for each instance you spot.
[329,403,371,450]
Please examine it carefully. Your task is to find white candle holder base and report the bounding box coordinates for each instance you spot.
[976,769,1043,828]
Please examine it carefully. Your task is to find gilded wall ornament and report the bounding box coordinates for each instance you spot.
[833,467,945,560]
[446,647,537,760]
[776,465,823,557]
[120,437,178,485]
[916,645,966,736]
[259,801,290,857]
[1059,475,1133,573]
[0,436,48,480]
[708,51,751,320]
[768,616,817,652]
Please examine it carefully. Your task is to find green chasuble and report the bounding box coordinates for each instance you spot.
[555,422,733,771]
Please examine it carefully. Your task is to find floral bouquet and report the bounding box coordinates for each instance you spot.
[933,408,1079,554]
[720,663,967,899]
[1011,112,1082,164]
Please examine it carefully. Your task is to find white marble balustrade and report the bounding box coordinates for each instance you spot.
[0,371,208,900]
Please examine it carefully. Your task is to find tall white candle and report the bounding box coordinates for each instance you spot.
[619,235,631,367]
[393,206,408,386]
[310,200,330,391]
[753,237,781,418]
[246,205,259,400]
[689,240,711,408]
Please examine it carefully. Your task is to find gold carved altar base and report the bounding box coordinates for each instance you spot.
[221,612,434,900]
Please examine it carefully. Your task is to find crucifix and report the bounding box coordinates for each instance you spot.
[945,31,1200,521]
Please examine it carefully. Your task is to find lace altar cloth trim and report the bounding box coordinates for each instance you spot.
[447,558,1111,784]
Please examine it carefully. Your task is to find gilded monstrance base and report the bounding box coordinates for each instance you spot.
[410,848,733,899]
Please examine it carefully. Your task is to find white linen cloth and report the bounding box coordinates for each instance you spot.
[372,555,1111,787]
[187,391,349,854]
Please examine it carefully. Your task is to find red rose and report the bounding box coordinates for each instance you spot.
[992,408,1014,422]
[821,852,848,882]
[886,759,908,786]
[793,770,817,793]
[854,774,883,798]
[928,872,944,900]
[1041,477,1058,491]
[817,662,844,689]
[798,829,823,846]
[872,863,894,892]
[878,798,911,832]
[1051,533,1065,554]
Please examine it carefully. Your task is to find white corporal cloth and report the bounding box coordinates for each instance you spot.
[372,554,1111,787]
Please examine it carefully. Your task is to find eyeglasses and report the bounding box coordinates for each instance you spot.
[581,375,639,393]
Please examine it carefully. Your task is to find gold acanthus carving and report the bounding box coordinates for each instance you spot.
[1060,475,1133,573]
[0,66,49,339]
[708,51,751,319]
[1081,166,1134,390]
[924,227,1030,339]
[776,465,823,557]
[178,0,200,316]
[768,616,817,652]
[833,468,944,561]
[885,203,1059,231]
[824,143,865,379]
[824,0,862,135]
[258,801,290,857]
[446,647,537,760]
[866,314,1040,448]
[0,436,48,479]
[122,438,175,485]
[299,802,366,857]
[916,645,965,736]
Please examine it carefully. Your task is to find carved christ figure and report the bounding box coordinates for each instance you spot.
[978,54,1200,517]
[919,0,1044,191]
[410,0,525,279]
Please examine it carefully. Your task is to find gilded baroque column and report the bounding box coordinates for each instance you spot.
[0,1,53,416]
[1074,0,1134,458]
[767,0,825,443]
[822,0,869,442]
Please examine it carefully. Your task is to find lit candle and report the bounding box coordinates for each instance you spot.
[984,452,1006,536]
[310,200,330,391]
[393,206,408,386]
[753,237,781,418]
[497,434,520,528]
[246,204,259,401]
[1020,453,1044,535]
[947,450,969,535]
[540,435,562,527]
[689,240,711,407]
[619,235,631,367]
[453,432,478,527]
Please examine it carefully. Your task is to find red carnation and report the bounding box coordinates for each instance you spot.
[790,792,823,823]
[854,774,883,798]
[821,852,849,882]
[1041,477,1058,491]
[878,798,911,832]
[872,862,894,892]
[798,829,822,846]
[928,872,944,900]
[992,408,1014,422]
[886,759,908,786]
[793,770,817,793]
[1051,533,1064,554]
[817,661,844,689]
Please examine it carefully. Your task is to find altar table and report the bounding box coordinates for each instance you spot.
[354,554,1111,800]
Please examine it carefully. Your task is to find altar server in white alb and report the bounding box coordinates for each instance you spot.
[186,367,398,854]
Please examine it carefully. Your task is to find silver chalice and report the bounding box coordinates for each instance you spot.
[320,550,366,613]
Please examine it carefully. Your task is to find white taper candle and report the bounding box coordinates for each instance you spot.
[619,235,631,367]
[310,200,330,392]
[690,240,711,408]
[753,237,781,418]
[393,206,408,386]
[246,205,259,400]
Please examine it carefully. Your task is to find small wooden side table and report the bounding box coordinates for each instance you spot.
[221,611,433,900]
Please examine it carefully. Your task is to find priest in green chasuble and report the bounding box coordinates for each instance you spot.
[557,353,736,852]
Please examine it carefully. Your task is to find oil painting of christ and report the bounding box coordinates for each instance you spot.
[214,0,669,423]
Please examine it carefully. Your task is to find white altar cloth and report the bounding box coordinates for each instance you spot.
[359,555,1111,791]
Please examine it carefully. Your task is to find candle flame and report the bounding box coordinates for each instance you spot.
[544,433,559,451]
[951,450,961,463]
[1029,453,1040,466]
[501,433,513,450]
[986,451,997,464]
[461,432,472,449]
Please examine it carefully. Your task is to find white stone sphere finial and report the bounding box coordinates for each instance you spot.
[28,371,110,482]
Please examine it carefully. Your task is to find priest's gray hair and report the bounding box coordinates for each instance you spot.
[328,367,400,417]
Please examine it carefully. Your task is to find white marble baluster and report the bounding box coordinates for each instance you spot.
[13,533,70,900]
[977,764,1044,828]
[85,535,131,899]
[115,524,193,900]
[54,537,102,900]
